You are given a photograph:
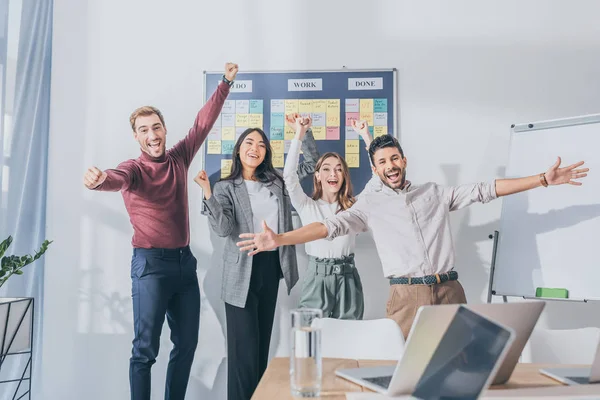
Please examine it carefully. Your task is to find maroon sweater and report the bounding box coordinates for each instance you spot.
[94,81,230,249]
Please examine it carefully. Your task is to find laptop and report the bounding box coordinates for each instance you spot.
[540,339,600,385]
[336,305,515,398]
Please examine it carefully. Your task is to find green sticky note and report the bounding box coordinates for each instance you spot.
[535,287,569,299]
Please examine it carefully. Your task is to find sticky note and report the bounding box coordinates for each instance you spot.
[236,100,250,114]
[345,98,359,113]
[249,114,263,128]
[345,140,360,154]
[374,126,388,138]
[326,127,340,140]
[535,287,569,299]
[359,112,374,126]
[271,112,285,127]
[273,153,284,168]
[327,99,340,114]
[374,112,387,126]
[222,100,236,114]
[249,100,263,114]
[285,126,295,140]
[222,127,236,141]
[213,114,222,127]
[360,99,374,112]
[345,112,360,126]
[236,114,249,126]
[222,113,236,127]
[270,126,284,140]
[271,99,285,113]
[207,140,221,154]
[299,100,313,113]
[221,159,233,179]
[326,113,340,127]
[207,126,221,140]
[312,113,326,127]
[312,126,326,140]
[236,127,247,140]
[345,126,359,140]
[271,140,284,154]
[285,99,299,114]
[346,153,360,168]
[221,140,235,155]
[313,100,327,113]
[374,98,387,113]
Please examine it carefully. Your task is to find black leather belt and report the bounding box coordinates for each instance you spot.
[389,271,458,285]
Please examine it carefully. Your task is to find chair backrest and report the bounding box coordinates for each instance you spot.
[521,327,600,364]
[319,318,405,360]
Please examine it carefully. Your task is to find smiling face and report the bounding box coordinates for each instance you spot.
[133,114,167,158]
[315,155,345,195]
[371,147,407,189]
[239,130,267,171]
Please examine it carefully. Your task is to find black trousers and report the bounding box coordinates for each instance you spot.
[225,251,281,400]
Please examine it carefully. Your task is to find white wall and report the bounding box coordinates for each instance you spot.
[45,0,600,398]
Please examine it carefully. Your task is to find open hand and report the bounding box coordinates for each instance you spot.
[544,157,589,186]
[237,221,279,256]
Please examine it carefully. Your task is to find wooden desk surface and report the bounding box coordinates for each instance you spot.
[251,358,594,400]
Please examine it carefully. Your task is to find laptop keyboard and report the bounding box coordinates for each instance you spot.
[363,375,393,389]
[567,376,590,384]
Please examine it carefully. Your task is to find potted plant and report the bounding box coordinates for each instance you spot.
[0,236,51,399]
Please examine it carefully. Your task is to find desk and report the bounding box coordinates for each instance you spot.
[252,358,600,399]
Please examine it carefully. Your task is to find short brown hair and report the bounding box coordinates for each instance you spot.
[129,106,165,132]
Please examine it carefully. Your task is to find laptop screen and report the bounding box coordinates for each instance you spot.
[411,306,512,400]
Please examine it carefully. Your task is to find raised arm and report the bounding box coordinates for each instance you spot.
[283,121,312,211]
[85,161,137,192]
[171,63,238,166]
[200,179,236,237]
[237,197,369,255]
[350,119,381,195]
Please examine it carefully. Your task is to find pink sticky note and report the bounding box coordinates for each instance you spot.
[326,127,340,140]
[345,112,360,126]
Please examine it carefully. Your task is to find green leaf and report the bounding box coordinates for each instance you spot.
[14,270,23,275]
[0,236,12,258]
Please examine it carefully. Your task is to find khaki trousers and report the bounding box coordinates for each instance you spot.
[386,280,467,340]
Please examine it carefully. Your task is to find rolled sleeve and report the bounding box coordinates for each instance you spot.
[444,180,498,211]
[322,202,369,240]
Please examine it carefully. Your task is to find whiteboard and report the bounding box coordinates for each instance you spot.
[492,114,600,301]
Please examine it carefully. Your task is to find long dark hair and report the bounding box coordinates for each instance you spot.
[221,128,283,185]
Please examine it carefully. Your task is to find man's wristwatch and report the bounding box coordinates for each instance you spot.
[222,75,234,86]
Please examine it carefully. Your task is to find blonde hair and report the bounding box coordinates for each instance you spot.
[129,106,165,132]
[312,152,355,213]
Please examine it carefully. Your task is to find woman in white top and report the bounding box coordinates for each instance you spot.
[284,117,373,319]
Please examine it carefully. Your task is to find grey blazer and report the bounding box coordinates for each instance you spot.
[203,130,319,308]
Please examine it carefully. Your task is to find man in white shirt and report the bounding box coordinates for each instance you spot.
[236,134,588,337]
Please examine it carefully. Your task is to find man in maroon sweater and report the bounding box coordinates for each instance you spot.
[83,63,238,400]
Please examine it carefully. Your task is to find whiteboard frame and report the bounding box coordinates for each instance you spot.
[488,113,600,303]
[198,68,399,178]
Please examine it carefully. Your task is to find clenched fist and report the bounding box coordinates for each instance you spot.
[194,170,212,199]
[224,63,239,82]
[84,167,107,189]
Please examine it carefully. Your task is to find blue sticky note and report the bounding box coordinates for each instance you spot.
[222,141,235,155]
[271,112,285,127]
[270,126,284,140]
[374,99,387,113]
[367,126,374,138]
[250,100,263,114]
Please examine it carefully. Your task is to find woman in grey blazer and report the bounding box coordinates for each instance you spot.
[195,115,318,400]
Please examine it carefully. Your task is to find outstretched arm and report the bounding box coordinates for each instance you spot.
[85,161,137,192]
[495,157,588,197]
[171,63,238,166]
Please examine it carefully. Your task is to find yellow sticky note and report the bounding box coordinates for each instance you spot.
[326,113,340,127]
[359,112,374,126]
[271,140,284,154]
[249,114,263,128]
[221,127,235,141]
[285,100,299,114]
[273,153,284,168]
[221,159,233,178]
[327,99,340,113]
[299,100,313,113]
[360,99,374,112]
[374,126,388,138]
[346,153,360,168]
[313,100,327,113]
[345,140,360,154]
[312,126,326,140]
[285,126,295,140]
[236,114,249,126]
[207,141,221,154]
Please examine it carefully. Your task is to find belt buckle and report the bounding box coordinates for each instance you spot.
[333,265,341,274]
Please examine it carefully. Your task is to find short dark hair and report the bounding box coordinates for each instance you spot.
[368,135,404,164]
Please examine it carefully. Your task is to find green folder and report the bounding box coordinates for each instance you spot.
[535,287,569,299]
